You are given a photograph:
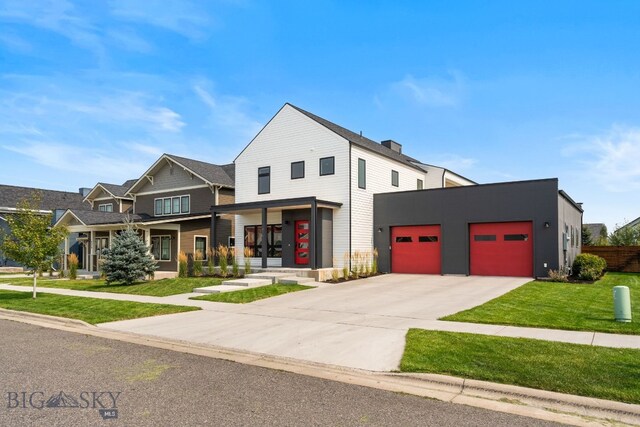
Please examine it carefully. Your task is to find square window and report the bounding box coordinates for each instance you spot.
[392,170,399,187]
[258,166,270,194]
[291,161,305,179]
[319,157,335,176]
[358,158,366,189]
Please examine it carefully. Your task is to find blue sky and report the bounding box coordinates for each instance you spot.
[1,1,639,230]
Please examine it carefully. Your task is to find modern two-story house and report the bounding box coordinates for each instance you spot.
[211,103,475,271]
[56,154,235,277]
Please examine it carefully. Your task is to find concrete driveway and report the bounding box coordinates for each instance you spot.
[101,274,529,371]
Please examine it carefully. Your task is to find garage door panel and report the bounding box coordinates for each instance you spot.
[391,225,441,274]
[470,222,532,277]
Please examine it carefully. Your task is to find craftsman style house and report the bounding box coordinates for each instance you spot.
[212,103,475,270]
[55,154,234,278]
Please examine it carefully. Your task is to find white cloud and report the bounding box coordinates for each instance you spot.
[387,71,465,108]
[563,126,640,192]
[108,0,211,40]
[0,32,32,53]
[106,28,153,53]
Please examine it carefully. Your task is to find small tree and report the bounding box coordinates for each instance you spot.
[581,226,593,246]
[101,228,157,285]
[0,193,67,298]
[609,223,640,246]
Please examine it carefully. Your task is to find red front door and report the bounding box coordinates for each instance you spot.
[469,222,533,277]
[391,225,441,274]
[295,220,310,265]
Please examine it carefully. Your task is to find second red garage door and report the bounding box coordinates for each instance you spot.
[470,222,533,277]
[391,225,441,274]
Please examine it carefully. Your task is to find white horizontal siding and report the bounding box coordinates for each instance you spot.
[350,145,428,254]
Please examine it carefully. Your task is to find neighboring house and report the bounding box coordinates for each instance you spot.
[584,223,608,245]
[212,103,475,270]
[55,154,235,278]
[621,217,640,230]
[0,184,89,267]
[374,179,583,277]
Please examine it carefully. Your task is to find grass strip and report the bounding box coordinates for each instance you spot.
[0,290,199,324]
[191,284,313,304]
[401,329,640,404]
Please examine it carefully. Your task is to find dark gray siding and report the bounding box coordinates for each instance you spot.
[281,208,333,268]
[373,179,567,277]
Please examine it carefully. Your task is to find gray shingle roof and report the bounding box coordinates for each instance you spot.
[96,182,134,198]
[584,223,607,239]
[165,154,235,188]
[66,210,149,226]
[287,103,425,172]
[0,184,87,211]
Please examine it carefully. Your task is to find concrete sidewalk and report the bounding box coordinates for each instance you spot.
[3,276,639,372]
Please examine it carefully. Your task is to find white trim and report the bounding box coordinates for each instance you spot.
[83,183,115,203]
[55,210,86,226]
[98,203,114,212]
[194,235,208,260]
[0,206,51,215]
[134,184,208,196]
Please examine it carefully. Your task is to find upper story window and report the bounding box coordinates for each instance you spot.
[319,157,335,176]
[291,161,305,179]
[258,166,270,194]
[417,179,424,190]
[358,158,366,189]
[98,203,113,212]
[391,170,399,187]
[154,195,190,216]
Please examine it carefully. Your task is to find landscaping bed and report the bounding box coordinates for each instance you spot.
[191,284,313,304]
[0,290,199,324]
[441,272,640,334]
[401,329,640,404]
[2,277,224,297]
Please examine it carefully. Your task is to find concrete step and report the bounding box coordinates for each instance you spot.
[277,276,318,285]
[246,272,292,284]
[221,278,272,287]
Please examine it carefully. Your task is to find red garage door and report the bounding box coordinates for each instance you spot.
[470,222,533,277]
[391,225,441,274]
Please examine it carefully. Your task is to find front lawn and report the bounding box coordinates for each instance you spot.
[401,329,640,404]
[3,277,223,297]
[441,272,640,334]
[191,284,312,304]
[0,290,199,324]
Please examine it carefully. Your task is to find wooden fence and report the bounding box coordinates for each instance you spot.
[581,246,640,273]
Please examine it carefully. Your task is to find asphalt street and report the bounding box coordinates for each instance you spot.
[0,319,563,427]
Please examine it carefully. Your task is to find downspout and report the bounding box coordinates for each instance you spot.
[348,144,352,272]
[441,169,446,188]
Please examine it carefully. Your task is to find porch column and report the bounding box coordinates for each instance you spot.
[89,230,95,272]
[211,210,217,259]
[261,207,268,269]
[63,237,69,270]
[310,199,317,269]
[108,230,113,247]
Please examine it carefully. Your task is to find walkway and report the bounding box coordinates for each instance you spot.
[2,275,639,371]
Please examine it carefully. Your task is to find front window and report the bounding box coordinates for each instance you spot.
[392,170,399,187]
[195,236,207,260]
[319,157,335,176]
[154,195,190,216]
[291,161,305,179]
[417,179,424,190]
[244,225,282,257]
[163,198,171,215]
[98,204,113,212]
[258,166,270,194]
[151,236,171,261]
[181,196,190,213]
[172,197,180,214]
[358,158,366,189]
[155,199,163,215]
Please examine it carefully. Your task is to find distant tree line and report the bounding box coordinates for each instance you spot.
[582,223,640,246]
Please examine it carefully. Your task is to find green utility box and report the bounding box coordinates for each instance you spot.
[613,286,632,323]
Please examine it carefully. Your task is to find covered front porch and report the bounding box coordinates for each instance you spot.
[212,197,342,270]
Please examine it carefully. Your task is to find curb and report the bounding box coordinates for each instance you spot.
[1,311,638,426]
[0,308,94,328]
